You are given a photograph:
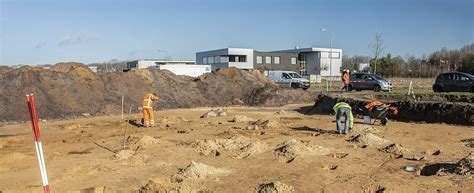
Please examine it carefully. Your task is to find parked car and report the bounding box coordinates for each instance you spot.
[432,72,474,93]
[349,73,391,92]
[266,70,310,90]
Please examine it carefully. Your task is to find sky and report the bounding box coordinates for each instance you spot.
[0,0,472,65]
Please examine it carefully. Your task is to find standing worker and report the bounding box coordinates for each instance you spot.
[333,102,353,134]
[142,93,159,127]
[341,70,350,91]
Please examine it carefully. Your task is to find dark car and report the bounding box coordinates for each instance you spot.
[349,73,391,92]
[433,72,474,93]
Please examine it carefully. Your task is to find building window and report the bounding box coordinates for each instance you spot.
[291,57,297,65]
[265,56,271,64]
[215,56,220,63]
[221,56,229,63]
[203,57,207,64]
[208,57,214,63]
[331,52,340,59]
[228,55,246,62]
[256,56,262,64]
[274,56,280,64]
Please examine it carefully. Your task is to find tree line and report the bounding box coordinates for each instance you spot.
[343,34,473,78]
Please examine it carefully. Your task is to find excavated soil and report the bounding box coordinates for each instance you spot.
[258,181,295,193]
[192,135,267,158]
[308,94,473,125]
[173,161,230,182]
[348,133,392,147]
[0,63,315,121]
[274,139,331,162]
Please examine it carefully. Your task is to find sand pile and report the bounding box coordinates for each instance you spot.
[231,115,256,123]
[455,152,473,176]
[173,161,230,182]
[379,143,410,156]
[258,181,295,193]
[236,141,268,159]
[351,124,380,134]
[134,135,159,150]
[114,150,135,160]
[247,119,282,130]
[274,139,331,160]
[192,135,267,158]
[349,133,391,146]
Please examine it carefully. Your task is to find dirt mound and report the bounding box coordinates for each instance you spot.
[134,135,159,149]
[379,143,409,155]
[349,133,392,146]
[231,115,256,123]
[258,181,295,193]
[455,152,473,176]
[0,66,13,74]
[274,139,331,161]
[192,135,267,158]
[0,64,314,121]
[248,119,282,130]
[173,161,229,182]
[351,124,380,134]
[236,141,268,159]
[114,150,135,160]
[50,62,90,73]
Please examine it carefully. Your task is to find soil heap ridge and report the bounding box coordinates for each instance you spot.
[0,63,315,121]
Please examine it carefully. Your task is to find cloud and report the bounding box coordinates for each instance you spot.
[58,34,84,46]
[34,41,47,49]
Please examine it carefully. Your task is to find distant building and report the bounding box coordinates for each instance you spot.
[358,63,370,72]
[126,59,195,69]
[195,48,254,70]
[196,47,342,79]
[88,66,98,73]
[152,64,211,77]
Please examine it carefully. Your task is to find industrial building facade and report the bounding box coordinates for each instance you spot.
[196,47,342,79]
[126,59,195,69]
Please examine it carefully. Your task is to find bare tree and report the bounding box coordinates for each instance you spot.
[369,32,385,74]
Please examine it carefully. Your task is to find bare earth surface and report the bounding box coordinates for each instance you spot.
[0,104,472,192]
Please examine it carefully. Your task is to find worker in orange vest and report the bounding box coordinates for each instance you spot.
[142,93,159,127]
[341,69,350,91]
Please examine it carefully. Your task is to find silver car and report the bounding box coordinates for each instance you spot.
[349,73,391,92]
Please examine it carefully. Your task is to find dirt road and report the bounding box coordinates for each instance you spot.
[0,104,472,192]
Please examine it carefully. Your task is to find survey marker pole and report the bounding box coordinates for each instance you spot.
[26,94,50,193]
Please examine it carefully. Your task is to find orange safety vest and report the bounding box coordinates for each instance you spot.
[142,93,158,109]
[365,101,386,111]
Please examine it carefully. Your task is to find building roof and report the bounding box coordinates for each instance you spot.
[277,47,342,53]
[129,59,195,63]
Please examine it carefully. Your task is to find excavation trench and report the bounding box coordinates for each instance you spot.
[307,94,473,126]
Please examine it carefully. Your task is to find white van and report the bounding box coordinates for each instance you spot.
[266,71,310,90]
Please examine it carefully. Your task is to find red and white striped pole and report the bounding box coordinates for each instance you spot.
[26,94,50,193]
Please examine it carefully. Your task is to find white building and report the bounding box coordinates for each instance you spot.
[153,64,211,77]
[126,59,195,69]
[195,48,254,70]
[196,47,342,79]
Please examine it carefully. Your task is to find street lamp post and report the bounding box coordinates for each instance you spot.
[320,28,332,91]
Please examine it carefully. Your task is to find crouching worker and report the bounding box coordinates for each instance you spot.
[333,102,354,134]
[142,93,159,127]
